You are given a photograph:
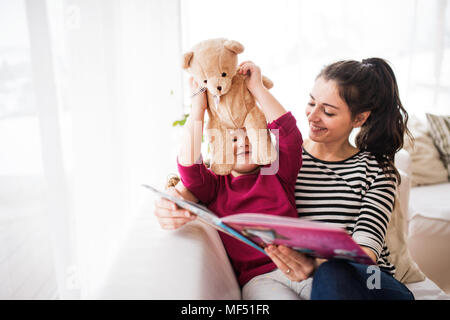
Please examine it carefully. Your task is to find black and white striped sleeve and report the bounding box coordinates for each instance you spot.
[352,168,397,261]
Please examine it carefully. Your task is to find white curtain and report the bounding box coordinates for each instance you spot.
[1,0,183,299]
[0,0,59,299]
[47,0,184,298]
[1,0,448,300]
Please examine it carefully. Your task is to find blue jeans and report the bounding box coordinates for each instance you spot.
[311,260,415,300]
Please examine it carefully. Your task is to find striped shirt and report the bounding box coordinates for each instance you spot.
[295,148,396,275]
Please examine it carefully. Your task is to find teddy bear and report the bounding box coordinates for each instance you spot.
[182,38,277,175]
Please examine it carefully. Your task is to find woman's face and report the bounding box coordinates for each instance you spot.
[306,77,355,144]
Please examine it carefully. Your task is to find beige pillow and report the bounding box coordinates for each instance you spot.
[426,113,450,179]
[386,194,426,284]
[403,116,448,187]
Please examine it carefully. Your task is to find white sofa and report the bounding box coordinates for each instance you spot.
[407,182,450,294]
[91,151,450,300]
[401,115,450,294]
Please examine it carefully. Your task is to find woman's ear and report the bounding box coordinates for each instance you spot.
[353,111,371,128]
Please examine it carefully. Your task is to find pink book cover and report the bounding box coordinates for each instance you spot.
[222,213,375,265]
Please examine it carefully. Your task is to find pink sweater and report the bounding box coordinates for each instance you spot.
[177,112,303,286]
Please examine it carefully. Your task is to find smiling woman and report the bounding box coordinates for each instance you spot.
[313,59,410,184]
[241,57,415,299]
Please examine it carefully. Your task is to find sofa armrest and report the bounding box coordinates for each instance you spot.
[91,210,241,299]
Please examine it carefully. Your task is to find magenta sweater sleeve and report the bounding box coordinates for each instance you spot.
[267,111,303,184]
[177,157,219,205]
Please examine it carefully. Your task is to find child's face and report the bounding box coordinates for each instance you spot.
[230,128,260,174]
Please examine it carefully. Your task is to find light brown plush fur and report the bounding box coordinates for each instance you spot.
[182,38,277,175]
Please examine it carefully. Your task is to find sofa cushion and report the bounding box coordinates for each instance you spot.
[404,116,448,187]
[407,182,450,294]
[426,113,450,179]
[408,214,450,294]
[409,182,450,222]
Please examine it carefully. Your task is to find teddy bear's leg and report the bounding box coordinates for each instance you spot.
[210,127,234,175]
[262,75,274,90]
[244,108,278,165]
[206,120,234,175]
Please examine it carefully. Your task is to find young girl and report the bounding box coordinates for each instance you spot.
[176,61,303,288]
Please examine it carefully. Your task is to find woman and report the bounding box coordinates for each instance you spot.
[154,58,414,300]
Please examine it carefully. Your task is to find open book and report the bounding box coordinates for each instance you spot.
[144,184,375,265]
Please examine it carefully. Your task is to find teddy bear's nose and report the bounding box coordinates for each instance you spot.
[217,86,222,91]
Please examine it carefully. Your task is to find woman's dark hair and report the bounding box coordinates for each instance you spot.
[317,58,411,184]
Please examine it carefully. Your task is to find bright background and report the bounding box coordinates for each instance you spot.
[0,0,449,299]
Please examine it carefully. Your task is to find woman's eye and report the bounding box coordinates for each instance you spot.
[324,110,335,116]
[203,80,207,84]
[308,102,315,107]
[222,72,227,77]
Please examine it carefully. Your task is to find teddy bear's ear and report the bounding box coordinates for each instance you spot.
[182,51,194,69]
[224,40,244,54]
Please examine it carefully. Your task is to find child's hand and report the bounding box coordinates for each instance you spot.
[189,76,207,112]
[154,186,197,230]
[238,61,264,94]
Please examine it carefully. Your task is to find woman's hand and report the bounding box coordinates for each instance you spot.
[265,245,323,281]
[154,186,197,230]
[238,61,264,94]
[189,76,207,113]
